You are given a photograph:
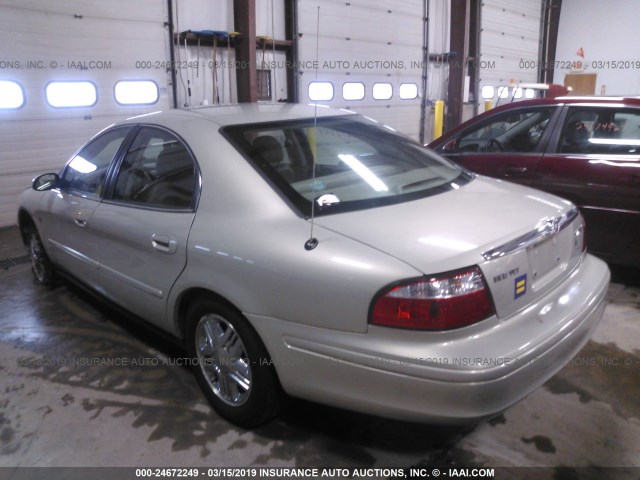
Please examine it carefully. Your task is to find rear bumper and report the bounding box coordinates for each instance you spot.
[248,254,610,423]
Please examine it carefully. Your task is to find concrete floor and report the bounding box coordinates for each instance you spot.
[0,225,639,478]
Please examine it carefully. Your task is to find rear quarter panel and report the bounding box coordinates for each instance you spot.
[165,126,423,336]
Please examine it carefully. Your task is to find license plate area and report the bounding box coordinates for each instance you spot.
[527,235,562,281]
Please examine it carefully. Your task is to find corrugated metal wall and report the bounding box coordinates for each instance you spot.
[479,0,543,106]
[0,0,169,227]
[297,0,427,141]
[0,0,536,226]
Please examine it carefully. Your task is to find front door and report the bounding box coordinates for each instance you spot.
[439,106,560,186]
[41,126,133,285]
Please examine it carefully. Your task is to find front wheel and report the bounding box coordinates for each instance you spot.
[185,299,282,427]
[27,229,54,285]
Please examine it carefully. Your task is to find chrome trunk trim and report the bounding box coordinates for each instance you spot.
[482,207,579,261]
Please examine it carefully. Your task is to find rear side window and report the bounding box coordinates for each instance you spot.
[560,107,640,154]
[454,107,555,154]
[112,127,196,209]
[60,127,132,197]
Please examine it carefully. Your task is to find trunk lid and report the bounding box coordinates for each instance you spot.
[315,177,585,319]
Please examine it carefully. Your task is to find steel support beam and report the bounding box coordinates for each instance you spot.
[540,0,562,84]
[284,0,299,103]
[446,0,469,132]
[234,0,257,103]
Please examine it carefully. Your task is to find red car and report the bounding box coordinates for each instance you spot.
[429,97,640,268]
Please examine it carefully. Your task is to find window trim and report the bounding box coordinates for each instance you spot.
[59,125,136,200]
[114,80,160,106]
[308,81,334,102]
[553,104,640,156]
[497,87,509,99]
[257,69,272,102]
[399,83,418,100]
[372,82,393,101]
[0,80,26,109]
[449,105,562,156]
[103,124,202,213]
[45,80,98,108]
[480,85,495,100]
[220,115,473,218]
[342,82,365,101]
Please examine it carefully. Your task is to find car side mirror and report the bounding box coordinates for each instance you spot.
[32,173,60,191]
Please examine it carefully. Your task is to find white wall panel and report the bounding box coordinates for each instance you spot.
[297,0,425,140]
[0,0,169,227]
[0,0,456,226]
[256,0,286,39]
[479,0,542,107]
[174,0,232,33]
[554,0,640,96]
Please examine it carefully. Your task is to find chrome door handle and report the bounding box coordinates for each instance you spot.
[151,234,177,254]
[74,215,87,228]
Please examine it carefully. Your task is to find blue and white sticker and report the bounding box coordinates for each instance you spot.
[514,274,527,299]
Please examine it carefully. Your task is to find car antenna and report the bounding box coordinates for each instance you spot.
[304,5,320,251]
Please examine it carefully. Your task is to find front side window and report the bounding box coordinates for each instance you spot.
[60,127,132,197]
[112,127,196,209]
[559,107,640,154]
[223,116,470,216]
[453,107,555,153]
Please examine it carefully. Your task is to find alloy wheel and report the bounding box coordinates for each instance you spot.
[195,313,252,406]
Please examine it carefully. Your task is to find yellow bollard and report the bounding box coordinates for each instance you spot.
[433,100,444,140]
[484,100,493,112]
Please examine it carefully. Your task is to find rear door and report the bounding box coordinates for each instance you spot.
[535,104,640,265]
[438,105,560,185]
[84,126,199,325]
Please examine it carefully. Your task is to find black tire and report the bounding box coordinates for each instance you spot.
[185,298,282,427]
[26,228,54,286]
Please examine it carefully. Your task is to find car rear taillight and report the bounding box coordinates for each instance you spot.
[370,266,495,331]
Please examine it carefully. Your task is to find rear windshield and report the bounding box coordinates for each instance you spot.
[222,115,472,216]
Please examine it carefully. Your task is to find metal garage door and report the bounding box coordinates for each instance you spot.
[0,0,169,227]
[297,0,425,140]
[479,0,543,107]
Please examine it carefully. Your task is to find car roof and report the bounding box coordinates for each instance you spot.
[121,103,354,128]
[428,96,640,147]
[489,96,640,112]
